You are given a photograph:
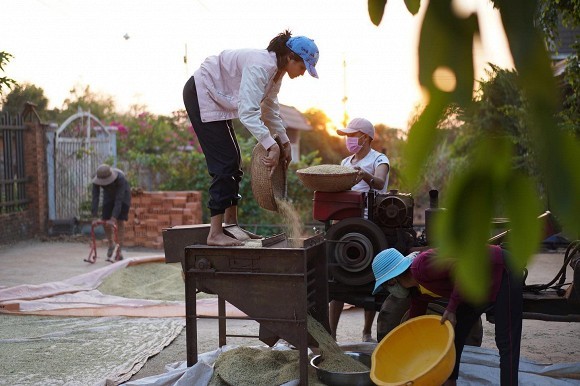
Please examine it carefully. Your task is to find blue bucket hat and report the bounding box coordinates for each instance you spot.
[372,248,415,295]
[286,36,319,78]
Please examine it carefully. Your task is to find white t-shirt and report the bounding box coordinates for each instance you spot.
[341,149,390,193]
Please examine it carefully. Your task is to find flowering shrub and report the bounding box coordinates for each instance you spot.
[113,107,321,230]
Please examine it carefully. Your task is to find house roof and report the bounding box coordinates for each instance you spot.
[549,24,579,60]
[553,59,569,77]
[279,104,312,131]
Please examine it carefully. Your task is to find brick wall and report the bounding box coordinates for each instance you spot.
[0,105,48,245]
[124,190,203,249]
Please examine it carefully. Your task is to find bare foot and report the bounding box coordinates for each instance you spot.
[207,232,244,246]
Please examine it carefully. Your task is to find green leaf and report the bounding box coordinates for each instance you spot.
[368,0,387,26]
[497,0,580,236]
[418,0,478,106]
[454,244,490,305]
[434,169,495,303]
[404,0,421,15]
[503,173,543,273]
[401,95,448,189]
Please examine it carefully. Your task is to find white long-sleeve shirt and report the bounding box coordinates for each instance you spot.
[193,48,289,151]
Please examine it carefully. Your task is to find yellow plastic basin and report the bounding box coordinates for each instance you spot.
[371,315,456,386]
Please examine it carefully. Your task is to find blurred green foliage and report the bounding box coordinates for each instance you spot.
[0,51,17,96]
[369,0,580,302]
[1,83,48,116]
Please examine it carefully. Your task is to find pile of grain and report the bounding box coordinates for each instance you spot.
[209,347,298,386]
[299,164,356,175]
[297,164,358,192]
[208,346,325,386]
[307,315,370,373]
[205,316,367,385]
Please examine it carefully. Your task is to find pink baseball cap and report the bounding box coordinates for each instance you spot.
[337,117,375,139]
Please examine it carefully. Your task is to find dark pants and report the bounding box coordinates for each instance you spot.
[182,76,243,217]
[452,267,523,385]
[101,201,130,221]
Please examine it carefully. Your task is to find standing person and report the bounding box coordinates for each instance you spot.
[329,117,390,342]
[183,30,319,246]
[91,164,131,260]
[372,247,523,385]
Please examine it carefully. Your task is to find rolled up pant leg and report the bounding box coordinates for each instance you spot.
[183,77,242,216]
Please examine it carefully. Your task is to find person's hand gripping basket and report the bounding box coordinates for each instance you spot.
[250,135,287,211]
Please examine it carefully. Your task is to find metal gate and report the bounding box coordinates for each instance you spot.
[47,110,117,221]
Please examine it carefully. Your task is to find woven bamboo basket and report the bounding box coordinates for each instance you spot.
[296,164,358,192]
[250,136,287,211]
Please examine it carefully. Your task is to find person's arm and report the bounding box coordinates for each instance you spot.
[111,178,124,220]
[238,65,282,151]
[367,163,389,190]
[354,154,389,190]
[263,93,292,168]
[369,154,390,190]
[261,80,291,151]
[91,184,100,218]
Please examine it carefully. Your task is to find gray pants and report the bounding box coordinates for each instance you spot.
[376,295,411,342]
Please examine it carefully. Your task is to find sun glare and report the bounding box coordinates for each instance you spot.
[2,0,513,134]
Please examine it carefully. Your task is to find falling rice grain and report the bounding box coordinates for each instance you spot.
[307,315,370,373]
[275,197,303,247]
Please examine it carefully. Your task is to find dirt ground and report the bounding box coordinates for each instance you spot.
[0,238,579,384]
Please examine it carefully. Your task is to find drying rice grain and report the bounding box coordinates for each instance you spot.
[206,315,367,385]
[97,261,216,300]
[299,164,356,175]
[209,347,299,386]
[98,262,184,301]
[208,346,326,386]
[243,239,263,248]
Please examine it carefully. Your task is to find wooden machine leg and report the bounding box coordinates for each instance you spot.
[218,296,226,347]
[185,270,198,367]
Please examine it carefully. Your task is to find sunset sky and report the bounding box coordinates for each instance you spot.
[2,0,513,130]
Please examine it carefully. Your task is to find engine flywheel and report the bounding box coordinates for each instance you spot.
[325,217,388,286]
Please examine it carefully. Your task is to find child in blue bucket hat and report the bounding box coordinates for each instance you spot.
[372,247,523,386]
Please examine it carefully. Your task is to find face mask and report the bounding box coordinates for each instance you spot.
[346,136,363,154]
[387,281,410,298]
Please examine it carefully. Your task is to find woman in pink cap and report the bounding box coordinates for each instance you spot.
[329,117,390,342]
[183,30,319,246]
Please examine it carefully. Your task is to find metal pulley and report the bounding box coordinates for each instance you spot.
[325,217,388,286]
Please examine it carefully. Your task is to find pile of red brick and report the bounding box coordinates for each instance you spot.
[124,191,203,249]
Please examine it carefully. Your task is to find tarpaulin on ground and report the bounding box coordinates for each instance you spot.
[0,314,184,386]
[0,256,245,318]
[123,343,580,386]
